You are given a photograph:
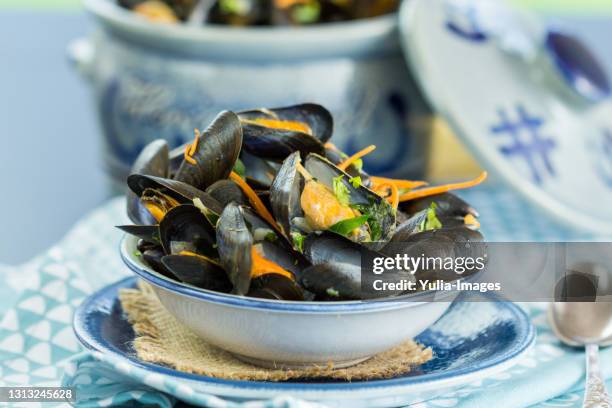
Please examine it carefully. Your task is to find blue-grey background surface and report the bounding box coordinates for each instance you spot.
[1,10,612,264]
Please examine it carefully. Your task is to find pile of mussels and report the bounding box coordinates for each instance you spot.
[120,103,487,301]
[118,0,398,26]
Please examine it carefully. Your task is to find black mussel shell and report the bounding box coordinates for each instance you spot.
[174,111,243,190]
[128,174,223,215]
[238,104,332,161]
[142,246,175,279]
[206,180,248,207]
[127,139,169,225]
[247,274,304,301]
[270,152,304,238]
[300,262,362,300]
[303,231,363,266]
[398,192,478,218]
[390,209,429,242]
[304,154,396,248]
[382,227,486,281]
[168,142,188,176]
[216,203,253,295]
[116,224,160,244]
[159,204,217,257]
[162,254,232,292]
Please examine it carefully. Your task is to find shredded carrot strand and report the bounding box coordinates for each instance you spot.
[370,176,428,190]
[324,142,337,150]
[398,172,488,202]
[337,145,376,171]
[250,247,293,280]
[184,129,200,165]
[243,118,312,135]
[178,250,222,266]
[372,183,400,210]
[229,172,282,234]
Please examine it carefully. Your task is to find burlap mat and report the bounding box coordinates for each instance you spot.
[118,281,433,382]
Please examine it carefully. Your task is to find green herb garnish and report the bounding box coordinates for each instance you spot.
[291,232,306,253]
[329,215,369,237]
[352,158,363,171]
[326,287,340,297]
[419,202,443,232]
[351,198,393,242]
[349,176,362,188]
[264,231,278,242]
[332,175,351,206]
[133,250,142,257]
[292,2,321,23]
[232,158,246,178]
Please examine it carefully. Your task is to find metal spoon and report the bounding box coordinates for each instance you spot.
[549,265,612,408]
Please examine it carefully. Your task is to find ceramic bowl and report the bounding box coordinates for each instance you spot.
[120,235,457,368]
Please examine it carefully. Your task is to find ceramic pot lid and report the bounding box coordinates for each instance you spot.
[399,0,612,234]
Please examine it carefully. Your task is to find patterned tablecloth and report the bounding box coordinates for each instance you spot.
[0,188,611,407]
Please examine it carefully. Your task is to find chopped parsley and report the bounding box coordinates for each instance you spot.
[329,215,369,237]
[332,175,351,206]
[326,287,340,297]
[232,158,246,178]
[349,176,362,188]
[291,232,306,253]
[419,202,443,232]
[133,250,142,257]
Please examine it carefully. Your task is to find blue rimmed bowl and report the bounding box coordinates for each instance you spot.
[121,235,457,368]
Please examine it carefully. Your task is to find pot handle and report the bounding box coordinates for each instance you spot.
[67,37,96,82]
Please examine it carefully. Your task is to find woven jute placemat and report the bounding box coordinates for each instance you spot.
[118,281,433,382]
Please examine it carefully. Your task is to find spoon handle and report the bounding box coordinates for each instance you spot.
[584,344,611,408]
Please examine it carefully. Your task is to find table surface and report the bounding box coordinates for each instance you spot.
[2,9,612,265]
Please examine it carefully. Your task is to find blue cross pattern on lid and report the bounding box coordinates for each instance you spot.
[490,105,557,185]
[445,2,488,43]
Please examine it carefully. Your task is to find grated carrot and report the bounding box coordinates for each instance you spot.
[337,145,376,171]
[178,250,222,266]
[398,172,488,202]
[250,246,293,280]
[243,118,312,135]
[370,176,428,190]
[229,172,282,234]
[184,128,201,165]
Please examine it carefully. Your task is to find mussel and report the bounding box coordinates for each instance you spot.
[238,104,332,161]
[126,139,170,225]
[216,203,254,295]
[206,180,248,207]
[398,192,480,229]
[162,254,232,292]
[127,174,224,220]
[158,205,218,260]
[174,111,243,190]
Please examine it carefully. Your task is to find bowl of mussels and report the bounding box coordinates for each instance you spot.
[119,103,487,368]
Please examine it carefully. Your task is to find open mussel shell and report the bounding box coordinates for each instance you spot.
[159,204,217,257]
[127,139,169,225]
[303,231,364,266]
[162,254,232,292]
[238,104,332,161]
[216,203,253,295]
[174,111,243,190]
[128,174,223,215]
[304,154,396,248]
[206,180,248,207]
[300,262,362,300]
[116,224,160,244]
[270,151,304,238]
[141,246,175,279]
[247,273,304,301]
[242,208,281,243]
[382,226,486,281]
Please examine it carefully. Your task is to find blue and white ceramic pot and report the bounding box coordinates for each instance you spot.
[69,0,433,186]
